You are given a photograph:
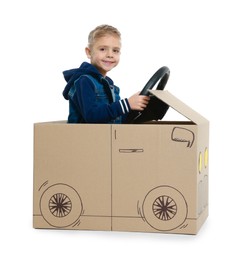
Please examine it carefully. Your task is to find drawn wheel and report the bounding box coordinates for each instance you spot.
[143,186,187,231]
[152,195,177,220]
[40,184,82,228]
[49,193,72,217]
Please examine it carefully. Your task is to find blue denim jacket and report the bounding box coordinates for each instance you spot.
[63,62,130,124]
[68,75,122,123]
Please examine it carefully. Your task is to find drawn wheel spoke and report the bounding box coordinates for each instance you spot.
[49,193,72,218]
[152,195,177,221]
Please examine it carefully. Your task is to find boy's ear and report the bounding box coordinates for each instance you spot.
[85,47,91,59]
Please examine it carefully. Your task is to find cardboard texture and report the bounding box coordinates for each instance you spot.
[33,90,209,234]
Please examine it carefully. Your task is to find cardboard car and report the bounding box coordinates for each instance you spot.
[33,89,209,235]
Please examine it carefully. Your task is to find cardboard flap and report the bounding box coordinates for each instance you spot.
[149,90,208,124]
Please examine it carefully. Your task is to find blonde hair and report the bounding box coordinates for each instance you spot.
[88,24,121,48]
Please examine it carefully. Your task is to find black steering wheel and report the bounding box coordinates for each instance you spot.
[125,66,170,124]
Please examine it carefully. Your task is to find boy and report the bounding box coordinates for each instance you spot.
[63,24,150,123]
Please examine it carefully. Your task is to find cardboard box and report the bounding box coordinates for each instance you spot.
[33,90,209,234]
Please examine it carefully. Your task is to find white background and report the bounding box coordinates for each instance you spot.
[1,0,235,259]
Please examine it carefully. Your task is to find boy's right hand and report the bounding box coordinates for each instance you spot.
[128,92,150,111]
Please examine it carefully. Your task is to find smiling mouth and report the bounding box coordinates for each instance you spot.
[103,60,114,65]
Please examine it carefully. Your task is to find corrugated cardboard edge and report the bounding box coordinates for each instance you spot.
[149,90,209,125]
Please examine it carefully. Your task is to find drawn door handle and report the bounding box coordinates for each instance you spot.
[119,149,144,153]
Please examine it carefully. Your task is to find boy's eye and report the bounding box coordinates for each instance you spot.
[113,49,120,53]
[100,48,105,51]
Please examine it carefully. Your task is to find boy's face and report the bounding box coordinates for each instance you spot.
[85,35,121,76]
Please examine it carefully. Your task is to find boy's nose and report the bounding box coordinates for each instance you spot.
[107,50,113,58]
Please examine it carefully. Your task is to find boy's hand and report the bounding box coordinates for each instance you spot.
[128,92,150,111]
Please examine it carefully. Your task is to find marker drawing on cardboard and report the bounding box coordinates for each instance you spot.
[33,67,209,234]
[171,127,195,148]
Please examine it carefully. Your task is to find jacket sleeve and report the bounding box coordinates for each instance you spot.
[74,76,130,123]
